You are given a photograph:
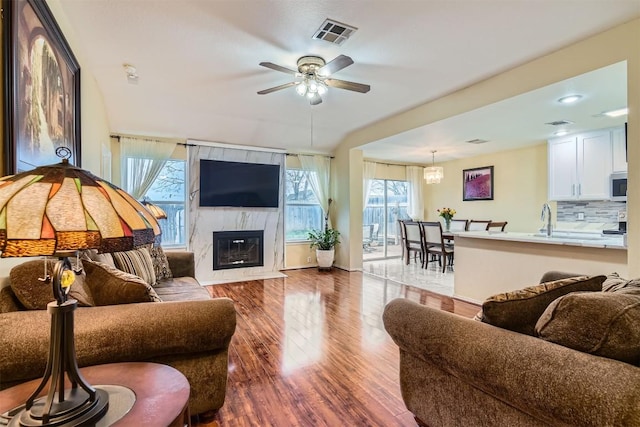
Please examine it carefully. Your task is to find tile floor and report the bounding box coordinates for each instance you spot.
[362,256,454,296]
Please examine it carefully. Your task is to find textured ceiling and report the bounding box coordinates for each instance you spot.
[58,0,640,162]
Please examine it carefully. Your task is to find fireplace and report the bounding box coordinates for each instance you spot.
[213,230,264,270]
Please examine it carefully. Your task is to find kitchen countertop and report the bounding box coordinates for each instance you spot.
[452,230,626,249]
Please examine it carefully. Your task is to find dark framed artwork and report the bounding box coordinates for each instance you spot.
[3,0,81,174]
[463,166,494,201]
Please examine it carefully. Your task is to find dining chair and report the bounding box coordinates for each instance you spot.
[398,220,407,261]
[487,221,508,232]
[449,219,468,232]
[363,224,374,252]
[467,220,492,231]
[402,221,424,266]
[420,221,454,273]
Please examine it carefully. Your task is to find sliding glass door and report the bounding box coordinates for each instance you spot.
[363,179,409,260]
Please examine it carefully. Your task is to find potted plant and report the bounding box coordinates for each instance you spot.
[308,228,341,269]
[308,198,340,269]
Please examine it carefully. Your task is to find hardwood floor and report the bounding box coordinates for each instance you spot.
[196,268,479,426]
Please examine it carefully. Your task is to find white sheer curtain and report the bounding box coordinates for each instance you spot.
[363,161,377,211]
[298,154,331,228]
[406,165,425,220]
[120,137,177,199]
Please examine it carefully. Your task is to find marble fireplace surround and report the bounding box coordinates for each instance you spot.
[188,141,286,284]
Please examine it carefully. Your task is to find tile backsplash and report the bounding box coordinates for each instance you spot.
[557,200,626,223]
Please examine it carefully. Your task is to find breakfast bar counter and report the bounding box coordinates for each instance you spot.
[454,230,626,249]
[452,231,628,303]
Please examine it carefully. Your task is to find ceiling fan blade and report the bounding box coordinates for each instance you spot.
[259,62,298,75]
[325,78,370,93]
[309,93,322,105]
[317,55,354,77]
[257,82,297,95]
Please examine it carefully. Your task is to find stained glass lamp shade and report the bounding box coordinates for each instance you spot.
[0,156,160,427]
[140,199,168,220]
[0,160,160,257]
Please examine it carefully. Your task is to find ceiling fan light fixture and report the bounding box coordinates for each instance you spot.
[307,80,319,93]
[296,83,307,96]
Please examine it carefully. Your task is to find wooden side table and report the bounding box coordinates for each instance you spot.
[0,362,190,427]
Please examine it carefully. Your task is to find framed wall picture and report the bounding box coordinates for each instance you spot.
[3,0,81,174]
[463,166,494,201]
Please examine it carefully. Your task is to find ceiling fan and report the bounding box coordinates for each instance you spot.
[257,55,370,105]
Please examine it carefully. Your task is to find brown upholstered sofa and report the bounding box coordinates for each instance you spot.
[0,250,236,416]
[383,271,640,426]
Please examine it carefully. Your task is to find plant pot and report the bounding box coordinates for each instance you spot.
[316,248,335,269]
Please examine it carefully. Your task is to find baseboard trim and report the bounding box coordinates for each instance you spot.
[453,293,483,306]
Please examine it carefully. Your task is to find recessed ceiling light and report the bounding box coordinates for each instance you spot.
[602,107,628,117]
[553,130,570,136]
[557,94,582,104]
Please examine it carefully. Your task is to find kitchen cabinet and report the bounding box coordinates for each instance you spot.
[548,128,613,201]
[612,125,627,173]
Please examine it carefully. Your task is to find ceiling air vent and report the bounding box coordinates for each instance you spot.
[545,120,574,126]
[466,139,489,144]
[312,19,357,45]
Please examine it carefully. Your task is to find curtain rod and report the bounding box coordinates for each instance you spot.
[112,135,333,157]
[286,153,334,159]
[110,134,183,144]
[365,159,424,167]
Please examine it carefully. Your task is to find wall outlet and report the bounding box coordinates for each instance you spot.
[618,211,627,221]
[576,212,585,221]
[307,256,312,263]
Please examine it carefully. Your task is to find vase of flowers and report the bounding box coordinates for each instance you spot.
[437,207,456,232]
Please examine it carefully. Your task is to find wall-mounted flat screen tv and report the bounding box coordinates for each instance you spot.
[199,159,280,208]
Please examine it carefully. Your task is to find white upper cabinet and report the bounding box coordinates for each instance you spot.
[612,125,627,173]
[548,136,578,200]
[548,127,616,201]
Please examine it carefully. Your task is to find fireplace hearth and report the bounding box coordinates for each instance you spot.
[213,230,264,270]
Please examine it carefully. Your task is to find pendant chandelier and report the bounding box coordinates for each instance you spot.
[424,150,444,184]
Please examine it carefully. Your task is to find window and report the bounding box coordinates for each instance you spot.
[124,158,186,247]
[285,169,323,241]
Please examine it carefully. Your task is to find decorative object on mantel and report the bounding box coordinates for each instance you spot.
[437,207,457,232]
[308,198,340,269]
[424,151,444,184]
[463,165,494,201]
[0,148,161,427]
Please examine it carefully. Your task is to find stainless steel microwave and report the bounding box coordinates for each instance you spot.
[611,172,627,201]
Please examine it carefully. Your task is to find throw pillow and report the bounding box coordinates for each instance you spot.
[602,272,640,292]
[10,259,95,309]
[535,288,640,364]
[111,247,157,286]
[148,245,173,282]
[80,249,116,268]
[479,275,606,336]
[83,259,161,305]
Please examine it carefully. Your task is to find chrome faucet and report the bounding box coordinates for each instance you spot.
[541,203,552,237]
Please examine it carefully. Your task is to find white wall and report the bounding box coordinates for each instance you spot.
[188,143,285,284]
